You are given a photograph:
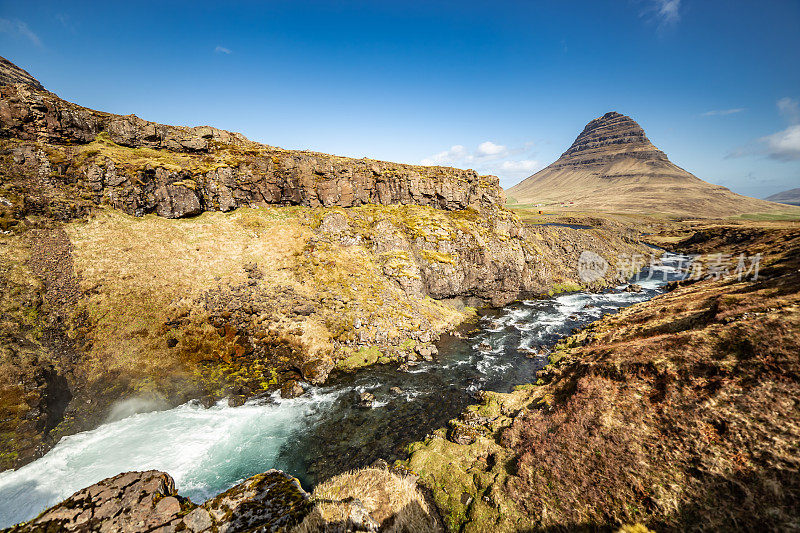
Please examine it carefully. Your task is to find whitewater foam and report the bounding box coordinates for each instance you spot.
[0,390,343,528]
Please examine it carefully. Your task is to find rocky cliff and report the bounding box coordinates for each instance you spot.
[0,83,501,219]
[507,111,791,217]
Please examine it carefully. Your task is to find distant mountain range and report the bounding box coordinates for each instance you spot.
[766,188,800,206]
[507,112,791,217]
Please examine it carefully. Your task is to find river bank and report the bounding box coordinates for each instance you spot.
[403,221,800,532]
[6,223,798,532]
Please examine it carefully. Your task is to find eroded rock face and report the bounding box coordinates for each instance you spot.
[0,83,503,219]
[312,206,637,309]
[8,469,311,532]
[559,111,669,164]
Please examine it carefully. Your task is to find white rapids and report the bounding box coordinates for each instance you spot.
[0,389,343,528]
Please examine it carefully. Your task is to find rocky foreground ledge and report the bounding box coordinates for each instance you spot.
[6,470,308,532]
[5,466,440,533]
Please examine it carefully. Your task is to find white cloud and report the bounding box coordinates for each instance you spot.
[421,141,540,180]
[421,141,511,166]
[214,46,232,54]
[728,97,800,161]
[0,18,42,47]
[777,97,800,124]
[655,0,681,25]
[640,0,681,29]
[476,141,508,158]
[760,125,800,161]
[420,145,469,166]
[499,160,541,174]
[702,108,745,117]
[762,97,800,160]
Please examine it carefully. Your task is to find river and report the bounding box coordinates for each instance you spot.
[0,253,688,528]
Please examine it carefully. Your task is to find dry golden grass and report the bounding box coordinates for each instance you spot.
[74,132,248,174]
[294,467,441,532]
[62,205,477,388]
[65,207,310,379]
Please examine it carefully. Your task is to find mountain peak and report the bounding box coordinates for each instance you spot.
[0,56,44,90]
[506,111,784,217]
[562,111,658,160]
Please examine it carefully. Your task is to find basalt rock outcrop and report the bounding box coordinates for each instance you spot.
[5,469,311,532]
[0,82,502,219]
[507,111,788,217]
[6,466,441,533]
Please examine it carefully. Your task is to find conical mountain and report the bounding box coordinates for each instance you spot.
[507,112,789,217]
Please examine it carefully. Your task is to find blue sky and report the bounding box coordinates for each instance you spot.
[1,0,798,197]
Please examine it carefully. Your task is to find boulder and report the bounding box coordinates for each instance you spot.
[281,379,305,399]
[449,425,481,445]
[154,182,203,219]
[358,391,375,408]
[415,344,437,361]
[227,395,247,407]
[319,212,349,234]
[292,303,315,316]
[300,358,334,385]
[8,471,186,532]
[7,470,311,533]
[203,470,311,532]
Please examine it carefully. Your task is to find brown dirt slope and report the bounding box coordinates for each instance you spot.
[406,221,800,532]
[507,112,794,217]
